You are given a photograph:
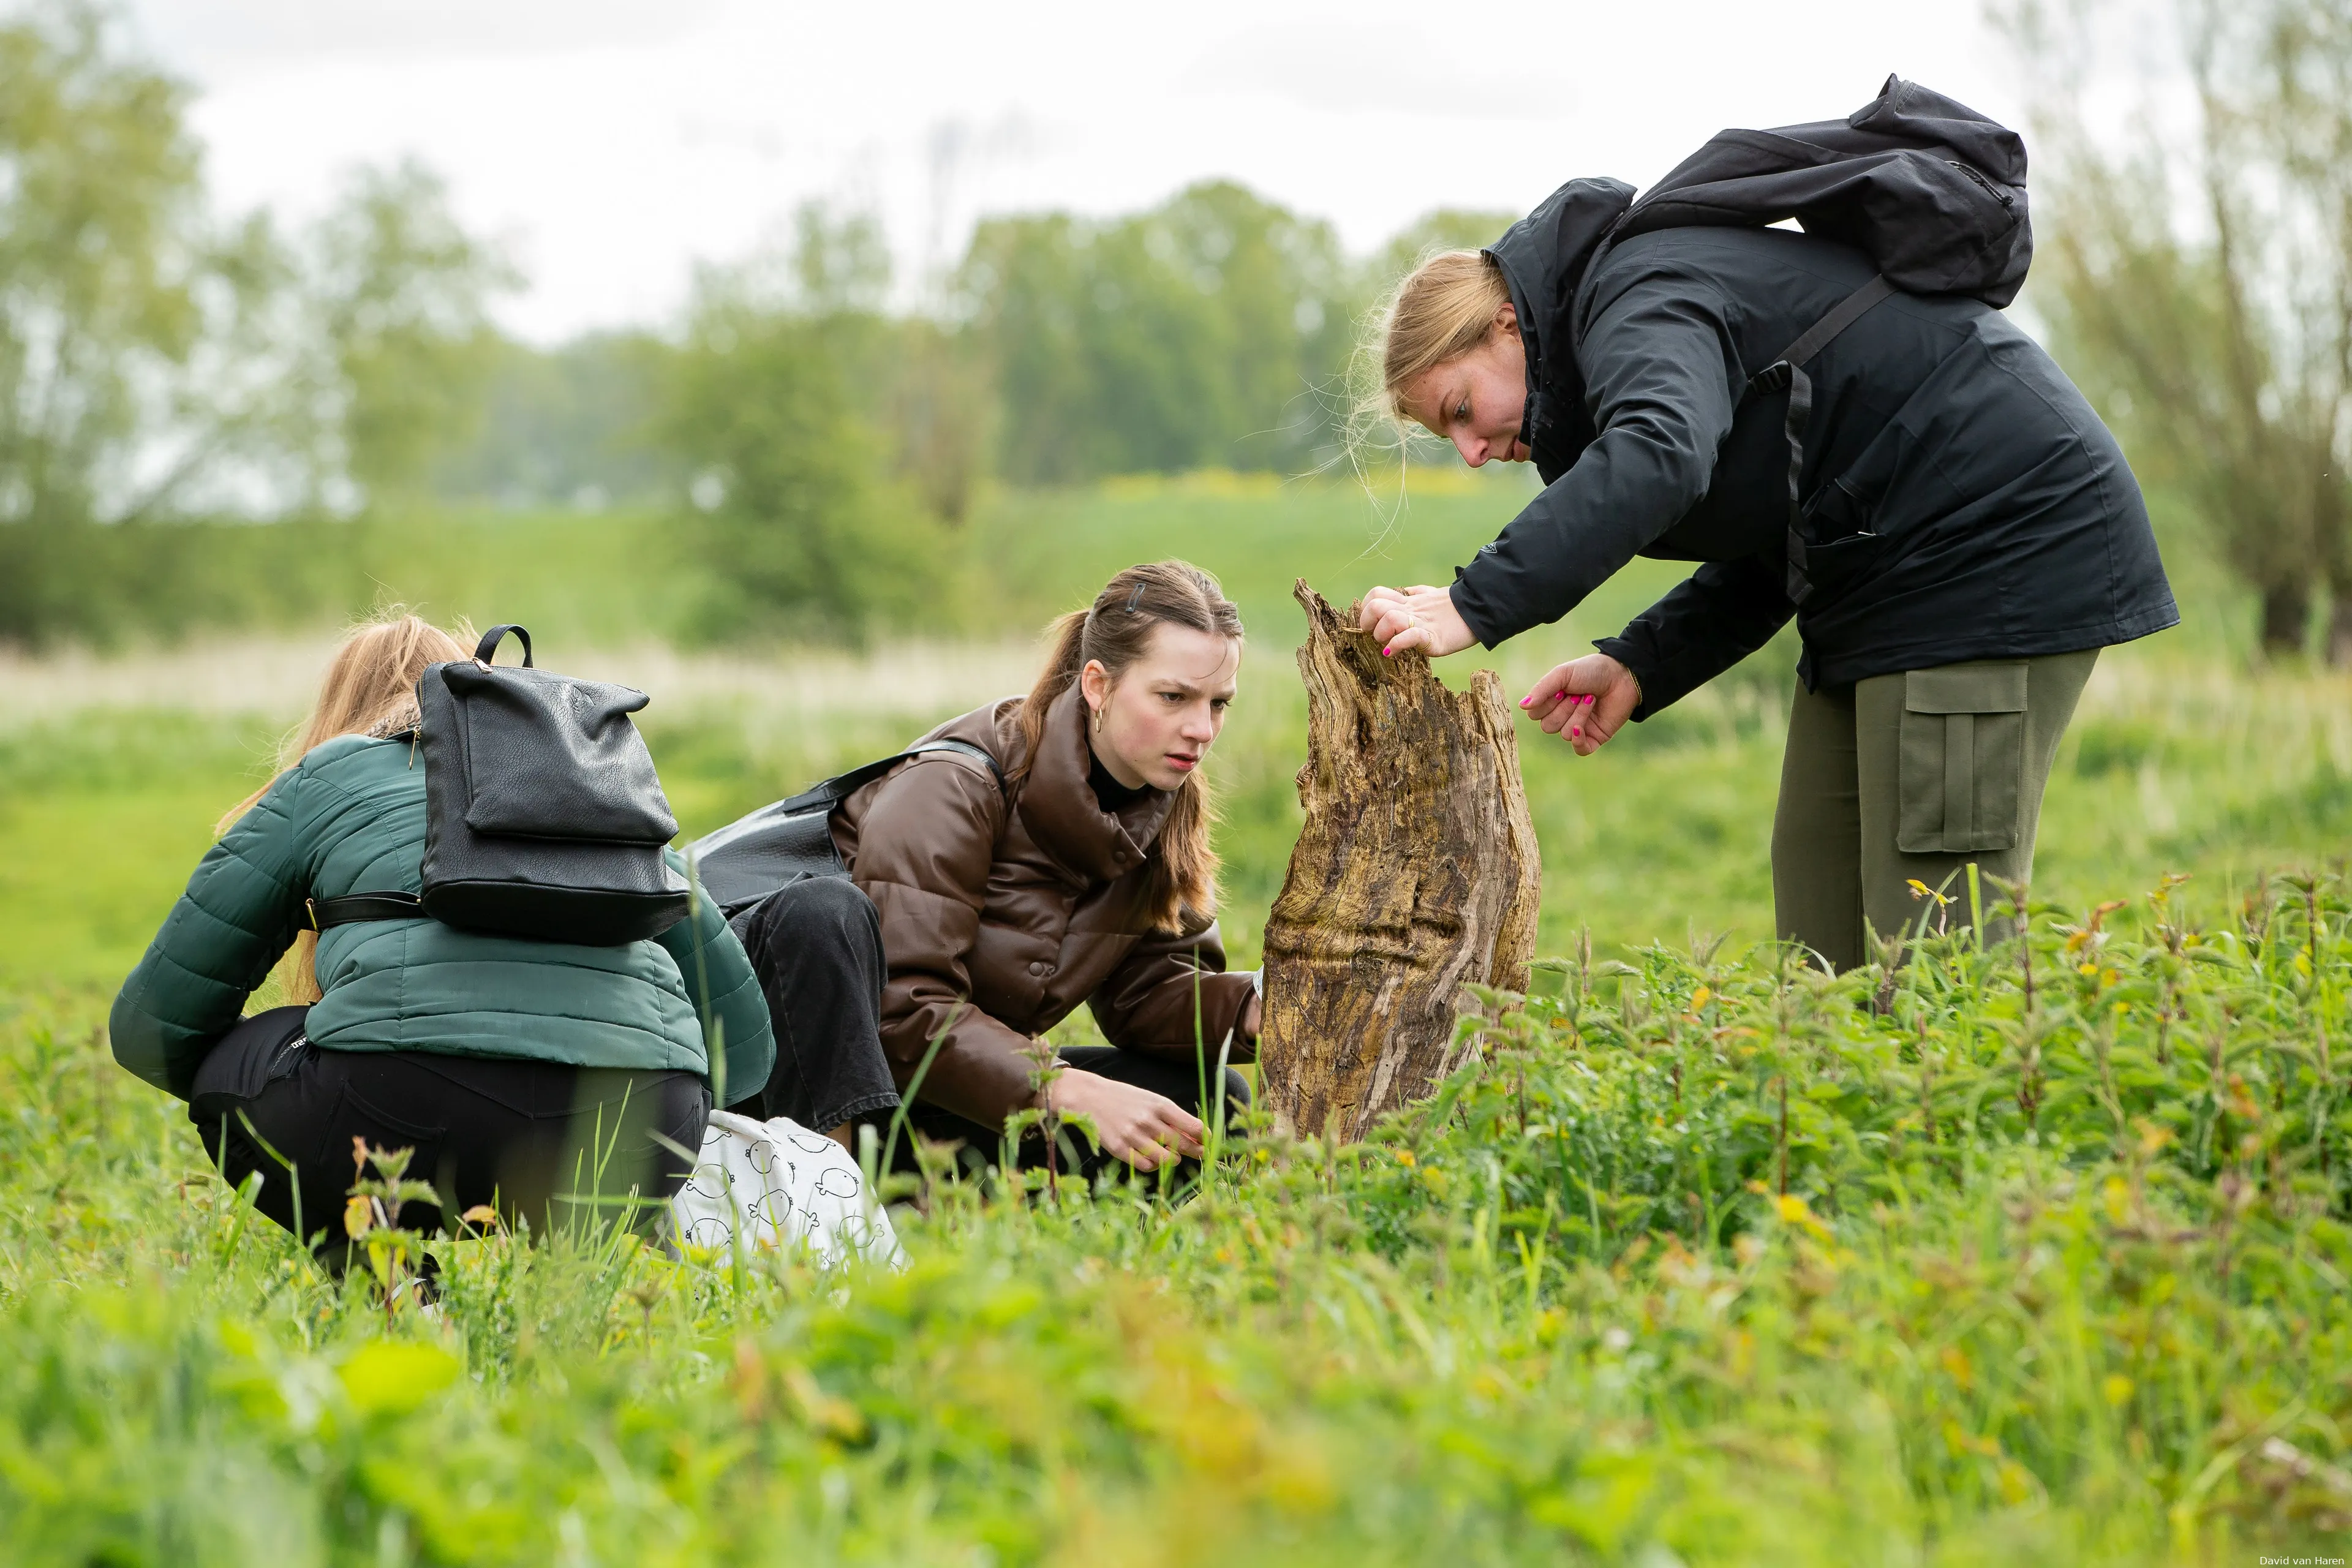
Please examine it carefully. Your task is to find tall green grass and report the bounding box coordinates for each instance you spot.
[4,873,2348,1561]
[2,478,2344,1561]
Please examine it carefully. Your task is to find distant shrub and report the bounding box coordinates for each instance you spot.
[668,307,957,646]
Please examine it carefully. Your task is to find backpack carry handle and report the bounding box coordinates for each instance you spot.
[474,624,533,668]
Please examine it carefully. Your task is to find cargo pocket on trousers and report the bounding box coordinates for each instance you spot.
[1897,662,2029,854]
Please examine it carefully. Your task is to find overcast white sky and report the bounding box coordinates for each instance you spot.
[121,1,2069,344]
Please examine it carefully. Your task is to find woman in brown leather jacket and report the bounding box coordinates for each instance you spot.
[732,560,1259,1175]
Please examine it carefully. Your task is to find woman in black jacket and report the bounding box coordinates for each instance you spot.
[1356,173,2176,970]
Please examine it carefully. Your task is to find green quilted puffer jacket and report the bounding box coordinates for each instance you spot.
[110,733,774,1103]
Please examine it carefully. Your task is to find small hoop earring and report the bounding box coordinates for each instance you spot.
[1091,705,1104,734]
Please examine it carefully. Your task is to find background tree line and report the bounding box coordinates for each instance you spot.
[2008,0,2352,663]
[15,0,2352,658]
[0,2,1514,644]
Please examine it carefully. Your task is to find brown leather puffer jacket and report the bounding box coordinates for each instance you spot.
[831,684,1255,1126]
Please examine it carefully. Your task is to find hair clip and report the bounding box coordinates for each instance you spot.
[1126,580,1148,614]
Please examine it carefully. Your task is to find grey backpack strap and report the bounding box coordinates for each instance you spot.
[772,737,1006,815]
[902,738,1008,797]
[1746,274,1898,605]
[690,736,1011,913]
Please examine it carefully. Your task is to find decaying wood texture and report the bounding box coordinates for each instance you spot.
[1257,580,1542,1142]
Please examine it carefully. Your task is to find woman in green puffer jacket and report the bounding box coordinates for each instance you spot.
[110,612,774,1269]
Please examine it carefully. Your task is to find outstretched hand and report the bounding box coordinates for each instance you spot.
[1522,654,1642,757]
[1046,1067,1204,1172]
[1358,585,1476,660]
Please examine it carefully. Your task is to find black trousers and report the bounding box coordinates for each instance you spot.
[190,1006,709,1271]
[728,873,900,1130]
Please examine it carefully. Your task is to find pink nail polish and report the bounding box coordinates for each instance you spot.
[1519,696,1531,707]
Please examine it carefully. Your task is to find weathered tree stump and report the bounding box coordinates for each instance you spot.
[1257,580,1543,1142]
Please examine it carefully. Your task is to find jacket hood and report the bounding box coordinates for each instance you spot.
[1482,178,1635,472]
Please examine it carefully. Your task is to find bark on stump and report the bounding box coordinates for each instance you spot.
[1257,580,1543,1142]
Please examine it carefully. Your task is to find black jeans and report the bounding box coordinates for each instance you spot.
[887,1046,1251,1185]
[190,1007,709,1271]
[728,873,900,1130]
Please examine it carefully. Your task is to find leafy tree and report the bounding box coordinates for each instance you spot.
[667,255,954,643]
[888,315,992,525]
[688,201,992,529]
[435,331,681,508]
[958,180,1349,481]
[2008,0,2352,660]
[0,1,293,641]
[956,211,1095,483]
[0,0,197,533]
[1362,208,1523,298]
[0,5,517,643]
[309,159,516,510]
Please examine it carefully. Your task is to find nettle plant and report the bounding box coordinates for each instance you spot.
[341,1139,456,1321]
[1332,869,2352,1266]
[1170,870,2352,1531]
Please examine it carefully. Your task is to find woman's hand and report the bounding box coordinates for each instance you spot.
[1358,585,1476,660]
[1046,1067,1205,1171]
[1522,654,1642,757]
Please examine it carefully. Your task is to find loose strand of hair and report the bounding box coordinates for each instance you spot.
[1338,247,1509,520]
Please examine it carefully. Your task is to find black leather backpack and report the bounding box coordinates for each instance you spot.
[309,624,690,946]
[1577,75,2033,606]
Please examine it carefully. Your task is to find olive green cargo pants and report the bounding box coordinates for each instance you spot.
[1771,650,2098,972]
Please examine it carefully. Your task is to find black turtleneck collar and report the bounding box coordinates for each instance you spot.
[1087,751,1150,815]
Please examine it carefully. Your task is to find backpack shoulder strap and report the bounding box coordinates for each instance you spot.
[306,891,424,930]
[1744,274,1898,607]
[772,737,1008,815]
[1750,274,1896,389]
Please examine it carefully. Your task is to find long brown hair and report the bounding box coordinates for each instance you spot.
[1017,560,1242,932]
[221,609,473,1004]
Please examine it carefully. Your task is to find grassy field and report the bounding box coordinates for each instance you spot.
[2,479,2350,1561]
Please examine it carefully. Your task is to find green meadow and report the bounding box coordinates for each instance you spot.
[2,478,2350,1562]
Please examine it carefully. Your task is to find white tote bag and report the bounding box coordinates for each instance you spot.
[670,1110,905,1268]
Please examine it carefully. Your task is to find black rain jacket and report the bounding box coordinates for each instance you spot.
[1446,180,2178,714]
